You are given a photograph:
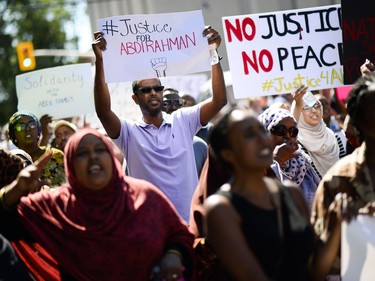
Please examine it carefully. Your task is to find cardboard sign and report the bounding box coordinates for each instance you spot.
[222,5,343,99]
[16,63,95,119]
[341,0,375,84]
[342,215,375,281]
[97,10,211,83]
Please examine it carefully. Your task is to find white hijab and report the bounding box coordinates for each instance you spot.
[296,107,339,177]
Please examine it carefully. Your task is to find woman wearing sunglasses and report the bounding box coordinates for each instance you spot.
[258,106,320,212]
[8,111,65,187]
[291,86,340,179]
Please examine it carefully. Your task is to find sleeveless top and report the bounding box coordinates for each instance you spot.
[216,183,315,281]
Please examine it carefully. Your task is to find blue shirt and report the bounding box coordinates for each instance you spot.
[112,105,202,222]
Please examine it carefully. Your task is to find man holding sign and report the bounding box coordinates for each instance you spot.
[91,26,226,223]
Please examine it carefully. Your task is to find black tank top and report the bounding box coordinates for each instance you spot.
[217,183,314,281]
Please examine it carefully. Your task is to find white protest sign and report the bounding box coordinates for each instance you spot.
[222,4,343,99]
[342,215,375,281]
[16,63,95,119]
[97,10,211,83]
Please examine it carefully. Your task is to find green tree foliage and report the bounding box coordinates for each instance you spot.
[0,0,78,126]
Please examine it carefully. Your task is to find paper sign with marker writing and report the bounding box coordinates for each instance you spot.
[16,63,94,119]
[97,10,210,83]
[222,4,343,99]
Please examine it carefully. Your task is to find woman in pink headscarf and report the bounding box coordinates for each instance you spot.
[0,128,193,281]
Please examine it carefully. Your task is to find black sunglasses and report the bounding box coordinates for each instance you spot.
[270,125,299,138]
[163,98,184,107]
[135,85,164,94]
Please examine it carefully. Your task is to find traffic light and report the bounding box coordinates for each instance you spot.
[17,42,36,71]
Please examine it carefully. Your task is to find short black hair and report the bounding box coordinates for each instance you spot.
[132,79,162,94]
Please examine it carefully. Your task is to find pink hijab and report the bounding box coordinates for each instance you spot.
[18,128,193,280]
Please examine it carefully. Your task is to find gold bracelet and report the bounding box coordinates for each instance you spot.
[167,249,183,260]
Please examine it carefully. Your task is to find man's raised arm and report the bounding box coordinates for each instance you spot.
[199,26,227,125]
[92,32,121,139]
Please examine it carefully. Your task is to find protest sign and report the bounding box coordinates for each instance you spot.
[16,63,94,119]
[97,10,210,83]
[222,5,343,99]
[341,0,375,84]
[342,215,375,281]
[335,85,352,102]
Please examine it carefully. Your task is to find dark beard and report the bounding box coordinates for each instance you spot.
[139,102,163,116]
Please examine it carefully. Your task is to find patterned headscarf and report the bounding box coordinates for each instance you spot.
[258,107,293,131]
[258,107,310,187]
[8,111,42,144]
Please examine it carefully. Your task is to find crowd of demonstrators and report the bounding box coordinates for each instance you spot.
[203,107,344,281]
[7,111,65,187]
[258,106,320,212]
[188,61,375,281]
[91,26,227,223]
[0,16,374,280]
[162,87,208,178]
[0,128,194,281]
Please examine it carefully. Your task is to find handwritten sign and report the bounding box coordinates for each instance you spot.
[97,10,211,83]
[342,215,375,281]
[341,0,375,84]
[222,5,343,99]
[16,63,94,119]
